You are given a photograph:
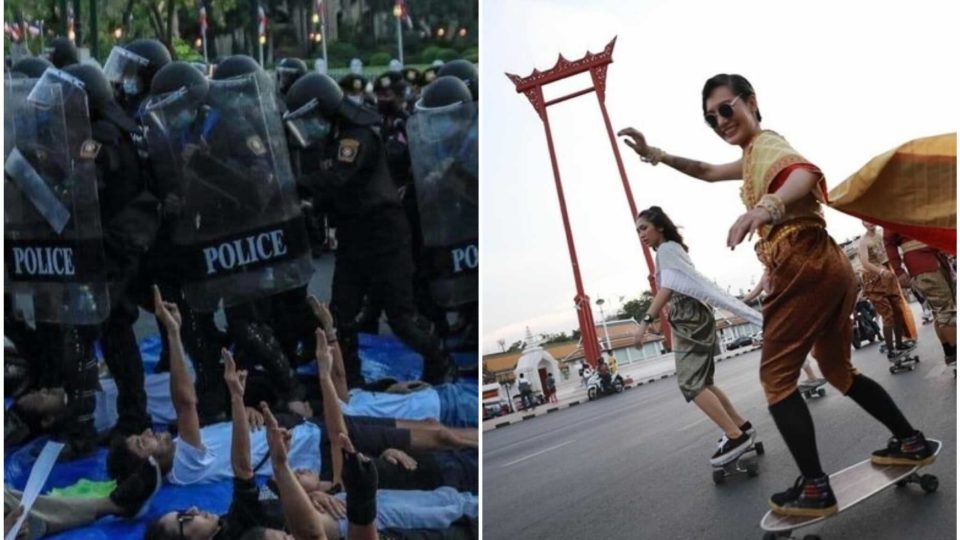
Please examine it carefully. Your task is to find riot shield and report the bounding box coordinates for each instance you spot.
[102,45,149,83]
[161,71,314,312]
[4,68,110,324]
[406,101,479,309]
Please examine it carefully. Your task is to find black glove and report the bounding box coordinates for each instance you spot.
[342,447,378,526]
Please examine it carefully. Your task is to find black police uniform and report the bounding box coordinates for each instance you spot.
[305,121,450,386]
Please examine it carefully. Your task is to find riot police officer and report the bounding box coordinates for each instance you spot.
[438,59,478,101]
[103,38,173,118]
[47,37,79,68]
[276,57,309,96]
[10,56,53,78]
[284,73,457,386]
[64,63,162,439]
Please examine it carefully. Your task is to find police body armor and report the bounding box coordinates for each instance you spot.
[144,70,313,313]
[406,101,478,309]
[4,69,110,324]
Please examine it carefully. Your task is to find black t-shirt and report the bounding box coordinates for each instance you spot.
[218,477,287,539]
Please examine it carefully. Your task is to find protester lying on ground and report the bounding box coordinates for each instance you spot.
[3,456,161,538]
[107,287,475,486]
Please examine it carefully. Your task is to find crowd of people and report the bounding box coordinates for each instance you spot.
[4,35,478,539]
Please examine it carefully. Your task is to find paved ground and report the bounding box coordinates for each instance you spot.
[483,306,956,540]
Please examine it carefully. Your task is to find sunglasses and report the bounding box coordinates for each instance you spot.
[704,95,742,128]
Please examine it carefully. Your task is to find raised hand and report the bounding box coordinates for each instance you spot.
[617,127,651,157]
[262,402,291,466]
[222,348,247,397]
[152,285,182,333]
[245,407,265,430]
[315,329,333,379]
[307,295,335,332]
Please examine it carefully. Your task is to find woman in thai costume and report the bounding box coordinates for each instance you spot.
[633,206,761,467]
[619,73,936,518]
[859,221,915,357]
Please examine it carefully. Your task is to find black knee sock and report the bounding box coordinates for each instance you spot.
[943,342,956,357]
[769,391,824,478]
[893,324,904,348]
[845,374,914,439]
[883,327,894,351]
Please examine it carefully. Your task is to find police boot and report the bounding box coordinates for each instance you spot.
[57,327,100,461]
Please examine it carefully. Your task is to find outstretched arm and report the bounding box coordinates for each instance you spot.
[316,329,349,487]
[224,349,253,480]
[618,127,742,182]
[727,167,823,249]
[262,403,328,540]
[309,296,349,402]
[155,285,202,449]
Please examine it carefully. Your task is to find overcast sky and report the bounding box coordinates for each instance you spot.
[480,0,958,354]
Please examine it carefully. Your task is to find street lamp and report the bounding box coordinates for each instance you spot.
[596,297,611,351]
[312,12,320,24]
[458,27,467,38]
[195,37,202,48]
[259,35,267,45]
[393,5,402,17]
[436,27,445,37]
[314,33,322,43]
[113,27,123,40]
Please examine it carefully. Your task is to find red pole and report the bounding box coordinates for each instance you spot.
[540,104,603,368]
[593,80,673,349]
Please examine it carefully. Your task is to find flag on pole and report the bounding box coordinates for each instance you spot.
[395,0,413,30]
[257,4,268,37]
[27,20,42,37]
[67,4,76,42]
[199,3,208,36]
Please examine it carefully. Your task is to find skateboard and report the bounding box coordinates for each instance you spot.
[712,439,765,485]
[760,439,942,539]
[798,379,827,399]
[888,345,920,374]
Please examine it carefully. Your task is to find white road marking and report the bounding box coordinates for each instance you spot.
[500,441,574,467]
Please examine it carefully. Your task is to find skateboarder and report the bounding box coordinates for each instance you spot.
[885,230,957,367]
[859,221,913,359]
[620,73,937,517]
[633,206,761,467]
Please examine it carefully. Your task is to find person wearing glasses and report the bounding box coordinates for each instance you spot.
[619,73,936,518]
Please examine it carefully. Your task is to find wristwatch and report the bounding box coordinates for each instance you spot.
[642,313,654,324]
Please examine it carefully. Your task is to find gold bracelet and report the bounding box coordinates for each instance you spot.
[755,193,786,225]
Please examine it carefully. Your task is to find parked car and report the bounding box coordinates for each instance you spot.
[751,331,763,347]
[727,335,755,350]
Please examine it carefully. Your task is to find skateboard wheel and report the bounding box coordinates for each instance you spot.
[889,366,896,374]
[818,388,826,397]
[755,441,765,455]
[920,474,939,493]
[895,479,908,488]
[763,533,778,540]
[712,469,725,484]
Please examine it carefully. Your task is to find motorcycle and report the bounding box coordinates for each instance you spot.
[586,370,624,400]
[852,300,881,349]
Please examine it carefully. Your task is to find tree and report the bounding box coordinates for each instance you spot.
[618,291,654,322]
[497,339,506,353]
[506,340,524,353]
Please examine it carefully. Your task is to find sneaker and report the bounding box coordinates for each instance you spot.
[769,475,838,517]
[110,456,161,518]
[710,432,752,466]
[945,355,957,368]
[871,431,937,466]
[717,422,756,445]
[898,340,917,350]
